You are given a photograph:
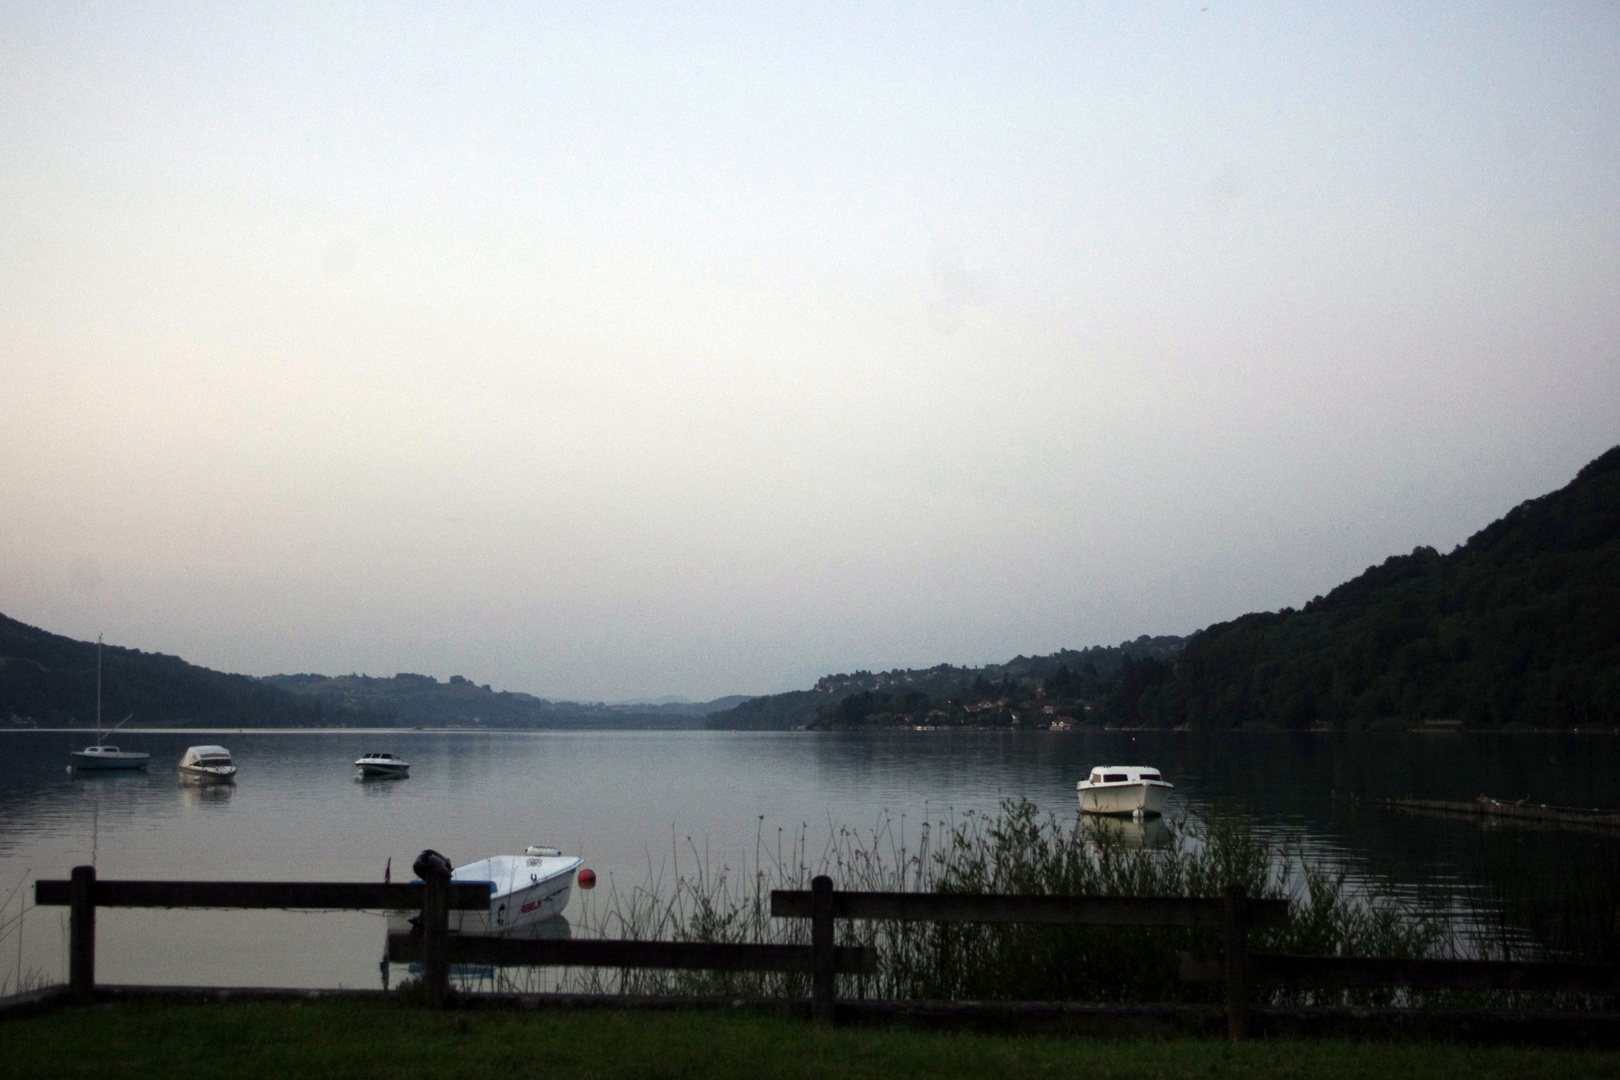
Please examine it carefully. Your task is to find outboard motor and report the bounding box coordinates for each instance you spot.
[413,849,453,879]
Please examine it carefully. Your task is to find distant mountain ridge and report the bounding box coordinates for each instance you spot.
[0,615,323,727]
[0,615,743,729]
[261,672,747,729]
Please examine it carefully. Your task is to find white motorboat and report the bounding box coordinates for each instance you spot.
[355,751,410,777]
[393,846,582,936]
[1077,765,1173,816]
[70,636,150,772]
[179,745,238,782]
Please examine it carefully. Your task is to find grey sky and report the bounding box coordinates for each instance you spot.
[2,3,1616,700]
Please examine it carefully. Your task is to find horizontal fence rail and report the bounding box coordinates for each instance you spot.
[385,933,878,974]
[35,864,491,1009]
[35,879,492,911]
[51,870,1598,1042]
[770,882,1284,1034]
[1181,953,1620,992]
[770,889,1289,928]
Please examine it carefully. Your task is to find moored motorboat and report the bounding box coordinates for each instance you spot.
[179,745,238,782]
[355,751,410,777]
[1077,765,1173,816]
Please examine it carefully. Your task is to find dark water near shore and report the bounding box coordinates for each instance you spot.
[1,728,1617,991]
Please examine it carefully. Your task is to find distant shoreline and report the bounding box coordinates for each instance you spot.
[5,725,1614,736]
[0,726,721,736]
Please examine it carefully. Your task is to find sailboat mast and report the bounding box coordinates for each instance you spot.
[96,635,103,741]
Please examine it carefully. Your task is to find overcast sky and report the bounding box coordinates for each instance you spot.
[2,2,1616,701]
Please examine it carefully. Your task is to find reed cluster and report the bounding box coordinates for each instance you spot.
[482,799,1460,1006]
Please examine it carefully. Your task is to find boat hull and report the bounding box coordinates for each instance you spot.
[390,854,581,937]
[1078,781,1172,816]
[453,875,575,935]
[72,751,150,771]
[358,763,410,777]
[179,765,238,783]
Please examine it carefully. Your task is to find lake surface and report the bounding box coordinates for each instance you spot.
[2,728,1617,992]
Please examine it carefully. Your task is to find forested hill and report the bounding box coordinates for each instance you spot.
[0,614,746,729]
[707,444,1619,733]
[0,614,322,727]
[1172,445,1620,729]
[704,636,1187,730]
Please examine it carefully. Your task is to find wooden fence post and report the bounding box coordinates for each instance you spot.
[414,852,452,1008]
[811,875,834,1026]
[69,865,96,1004]
[1224,885,1249,1040]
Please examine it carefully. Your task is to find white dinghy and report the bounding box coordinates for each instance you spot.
[396,846,582,936]
[452,847,582,934]
[1077,765,1173,816]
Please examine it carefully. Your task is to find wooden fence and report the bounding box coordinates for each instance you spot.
[772,878,1288,1034]
[34,865,493,1008]
[33,866,874,1013]
[34,867,1620,1040]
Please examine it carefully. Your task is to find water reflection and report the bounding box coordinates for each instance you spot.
[383,915,573,991]
[1,729,1615,986]
[1079,814,1171,849]
[71,768,150,783]
[356,773,408,796]
[178,779,234,807]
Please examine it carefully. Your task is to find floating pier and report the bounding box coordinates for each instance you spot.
[1350,794,1620,833]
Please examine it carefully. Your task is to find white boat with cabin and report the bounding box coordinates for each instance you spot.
[1078,765,1173,816]
[355,752,410,777]
[179,745,238,782]
[70,636,150,772]
[73,741,150,770]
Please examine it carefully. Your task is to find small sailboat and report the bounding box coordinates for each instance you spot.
[179,745,238,782]
[70,636,150,771]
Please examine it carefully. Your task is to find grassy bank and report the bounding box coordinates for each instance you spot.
[4,999,1620,1080]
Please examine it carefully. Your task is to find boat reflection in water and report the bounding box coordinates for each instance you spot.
[382,914,571,991]
[356,774,405,796]
[178,778,234,807]
[1079,812,1171,850]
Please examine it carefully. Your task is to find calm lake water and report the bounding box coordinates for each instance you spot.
[2,728,1617,992]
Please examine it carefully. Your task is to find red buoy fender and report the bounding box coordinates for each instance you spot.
[578,868,597,889]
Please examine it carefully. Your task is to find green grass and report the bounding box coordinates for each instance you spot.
[2,999,1617,1080]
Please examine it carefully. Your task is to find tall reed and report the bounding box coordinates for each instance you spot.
[490,799,1450,1005]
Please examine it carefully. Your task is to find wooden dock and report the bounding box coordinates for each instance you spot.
[1352,794,1620,833]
